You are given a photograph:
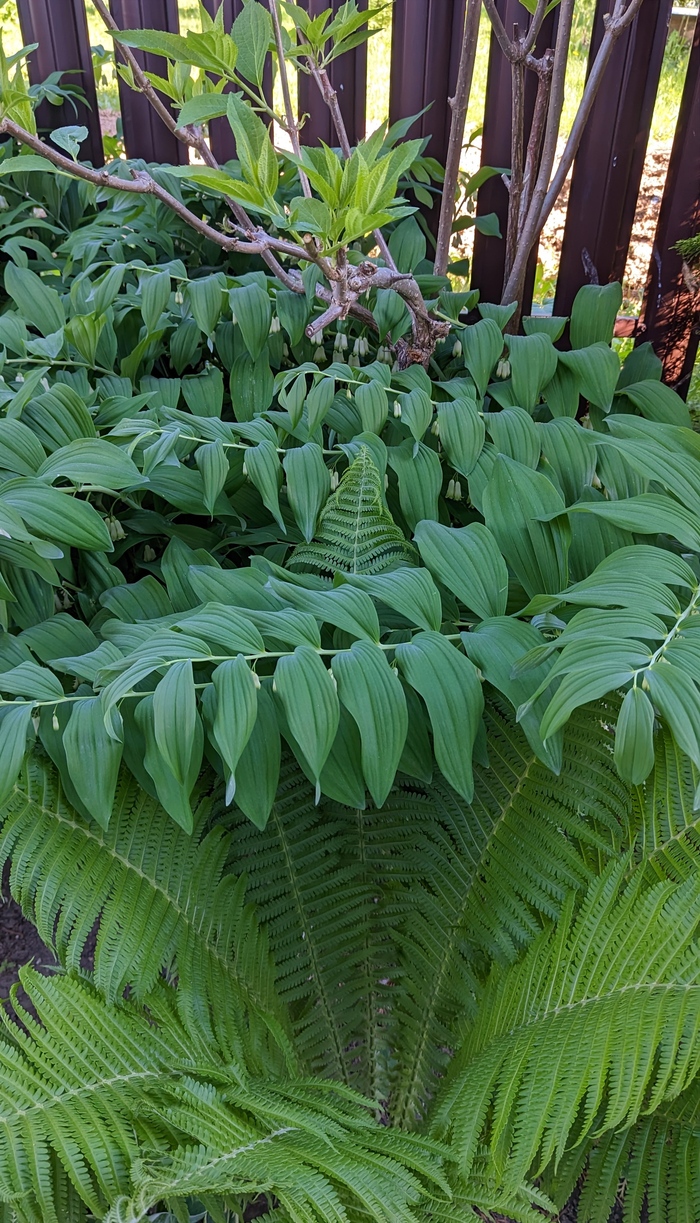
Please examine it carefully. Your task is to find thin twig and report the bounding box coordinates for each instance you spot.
[521,0,549,56]
[518,50,554,230]
[504,55,526,288]
[268,0,312,197]
[434,0,482,277]
[482,0,516,59]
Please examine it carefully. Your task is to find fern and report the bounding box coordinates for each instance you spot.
[435,857,700,1190]
[288,447,417,575]
[631,723,700,883]
[0,971,449,1223]
[0,754,292,1073]
[225,699,628,1123]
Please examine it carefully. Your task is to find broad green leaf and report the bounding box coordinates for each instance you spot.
[245,439,284,530]
[187,274,225,337]
[210,655,258,800]
[274,646,339,791]
[522,315,567,341]
[62,697,123,827]
[176,93,229,129]
[195,440,229,516]
[483,456,570,597]
[506,333,558,410]
[231,0,271,84]
[1,482,113,552]
[140,269,171,333]
[569,282,622,348]
[396,632,483,801]
[268,578,380,642]
[543,361,581,419]
[182,366,224,418]
[0,419,46,476]
[4,262,65,336]
[462,317,503,396]
[438,397,484,477]
[558,344,620,412]
[464,618,563,772]
[135,694,203,832]
[318,705,366,808]
[227,91,278,200]
[539,662,637,741]
[355,382,389,435]
[478,301,517,329]
[484,407,540,469]
[538,418,596,505]
[0,660,64,701]
[566,493,700,553]
[230,282,272,361]
[342,568,442,632]
[414,520,508,620]
[37,439,142,490]
[399,388,433,443]
[0,704,33,806]
[283,444,330,542]
[614,685,655,784]
[277,290,310,348]
[599,438,700,516]
[615,379,691,426]
[331,640,407,807]
[233,683,280,828]
[177,604,265,654]
[645,665,700,769]
[152,660,197,786]
[388,440,442,530]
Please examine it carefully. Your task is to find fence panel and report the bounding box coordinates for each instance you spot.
[109,0,187,163]
[16,0,104,166]
[553,0,672,318]
[298,0,368,146]
[389,0,466,231]
[470,0,558,310]
[640,17,700,393]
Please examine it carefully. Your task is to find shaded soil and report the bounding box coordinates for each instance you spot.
[0,890,57,1006]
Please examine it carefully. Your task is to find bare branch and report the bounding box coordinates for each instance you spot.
[268,0,312,198]
[521,0,548,56]
[482,0,517,59]
[434,0,482,277]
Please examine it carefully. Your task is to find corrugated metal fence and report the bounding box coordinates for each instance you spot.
[12,0,700,393]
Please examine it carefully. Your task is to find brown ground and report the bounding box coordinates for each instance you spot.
[0,889,56,1005]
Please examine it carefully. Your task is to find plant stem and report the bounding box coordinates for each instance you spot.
[268,0,312,197]
[434,0,482,277]
[501,0,645,309]
[504,55,526,289]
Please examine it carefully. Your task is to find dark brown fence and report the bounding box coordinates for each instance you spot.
[13,0,700,394]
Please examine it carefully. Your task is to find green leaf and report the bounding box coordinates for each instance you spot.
[437,397,485,477]
[187,274,225,337]
[0,660,63,700]
[615,379,691,426]
[538,418,596,505]
[178,604,264,654]
[245,439,284,530]
[0,419,46,476]
[483,456,570,597]
[566,493,700,553]
[195,440,229,516]
[4,262,65,336]
[141,269,171,333]
[355,382,389,436]
[539,661,638,740]
[276,290,310,348]
[614,685,655,785]
[283,444,330,543]
[268,578,381,642]
[227,91,278,199]
[569,282,622,348]
[558,343,620,412]
[388,439,442,530]
[209,656,258,801]
[274,646,339,792]
[522,315,567,342]
[231,0,272,85]
[462,317,503,397]
[37,439,142,490]
[645,665,700,769]
[414,520,508,620]
[176,92,229,129]
[62,698,122,828]
[230,282,272,360]
[341,567,443,632]
[395,632,483,801]
[399,387,433,443]
[1,481,113,552]
[543,361,581,419]
[135,694,202,832]
[506,333,558,410]
[152,660,197,787]
[484,406,540,469]
[233,682,280,828]
[331,639,407,806]
[0,703,33,806]
[50,124,88,160]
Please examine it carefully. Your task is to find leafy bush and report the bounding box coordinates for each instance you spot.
[0,4,700,1222]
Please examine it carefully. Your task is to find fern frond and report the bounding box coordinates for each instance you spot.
[0,972,448,1223]
[574,1081,700,1223]
[0,755,292,1072]
[436,857,700,1190]
[631,723,700,882]
[288,447,417,575]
